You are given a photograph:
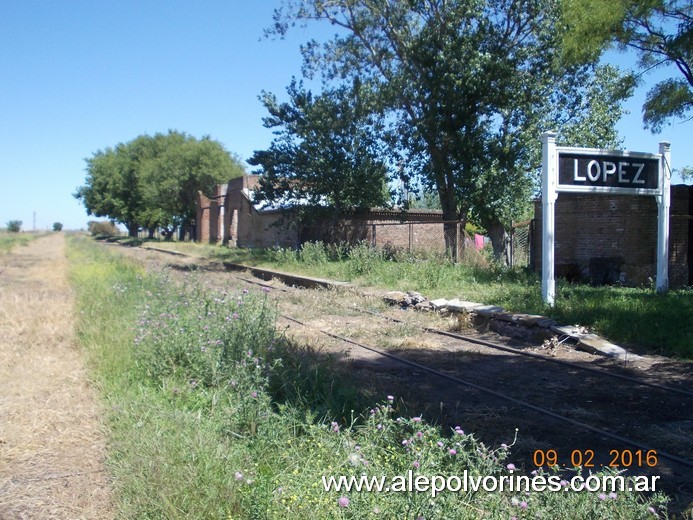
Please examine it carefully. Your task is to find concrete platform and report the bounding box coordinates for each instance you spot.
[222,261,352,290]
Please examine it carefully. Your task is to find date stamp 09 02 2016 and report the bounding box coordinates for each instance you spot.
[532,449,659,469]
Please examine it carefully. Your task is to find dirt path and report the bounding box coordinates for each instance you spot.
[0,234,112,519]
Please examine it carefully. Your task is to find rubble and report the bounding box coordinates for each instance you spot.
[381,290,639,360]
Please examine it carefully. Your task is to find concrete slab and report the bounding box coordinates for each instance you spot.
[473,305,505,317]
[576,335,642,361]
[222,262,351,290]
[446,299,484,313]
[551,325,642,361]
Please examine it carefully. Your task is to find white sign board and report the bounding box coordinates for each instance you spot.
[541,132,671,306]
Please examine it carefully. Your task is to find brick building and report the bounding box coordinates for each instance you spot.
[196,175,298,248]
[531,185,693,287]
[196,174,459,254]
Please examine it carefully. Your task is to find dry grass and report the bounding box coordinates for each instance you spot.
[0,234,113,519]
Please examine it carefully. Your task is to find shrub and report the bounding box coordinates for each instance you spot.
[6,220,22,233]
[298,241,330,266]
[134,274,278,389]
[346,242,384,277]
[53,222,63,232]
[87,220,118,236]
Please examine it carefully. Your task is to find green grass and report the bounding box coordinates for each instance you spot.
[66,236,671,518]
[0,231,41,253]
[160,241,692,359]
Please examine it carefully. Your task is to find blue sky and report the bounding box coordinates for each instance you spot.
[1,1,690,231]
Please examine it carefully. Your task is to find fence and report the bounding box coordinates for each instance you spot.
[509,219,533,268]
[300,220,490,264]
[137,225,196,241]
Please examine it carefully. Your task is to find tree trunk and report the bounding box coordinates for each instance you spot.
[438,184,461,261]
[147,227,156,239]
[127,223,139,238]
[486,219,510,266]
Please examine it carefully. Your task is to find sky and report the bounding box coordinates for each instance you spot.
[1,1,691,231]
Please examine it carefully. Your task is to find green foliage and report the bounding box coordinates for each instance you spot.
[297,241,330,266]
[52,222,63,232]
[6,220,22,233]
[0,231,33,253]
[87,220,119,237]
[346,242,384,277]
[67,238,671,518]
[677,165,693,180]
[75,130,246,236]
[212,244,692,358]
[560,0,692,132]
[644,78,693,133]
[134,275,278,391]
[250,80,391,220]
[269,0,630,261]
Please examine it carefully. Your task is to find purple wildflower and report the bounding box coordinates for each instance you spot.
[338,496,349,508]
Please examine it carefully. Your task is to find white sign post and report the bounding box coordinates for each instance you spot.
[541,132,671,306]
[541,131,558,306]
[656,141,671,293]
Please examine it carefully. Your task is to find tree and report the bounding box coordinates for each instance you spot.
[52,222,63,232]
[470,64,633,260]
[269,0,630,259]
[561,0,692,132]
[249,79,391,221]
[6,220,22,233]
[75,131,245,237]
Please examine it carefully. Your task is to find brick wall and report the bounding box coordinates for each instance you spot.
[197,175,298,248]
[532,185,691,287]
[299,210,455,254]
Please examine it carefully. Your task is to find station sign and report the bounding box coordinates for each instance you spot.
[558,152,660,190]
[555,148,662,195]
[540,135,671,306]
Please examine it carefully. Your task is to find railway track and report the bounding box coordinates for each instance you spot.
[186,260,692,466]
[126,244,693,502]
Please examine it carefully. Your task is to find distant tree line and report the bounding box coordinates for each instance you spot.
[75,131,246,239]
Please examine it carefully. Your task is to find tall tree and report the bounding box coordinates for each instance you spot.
[470,64,633,260]
[249,79,391,221]
[75,131,245,237]
[269,0,630,258]
[561,0,692,132]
